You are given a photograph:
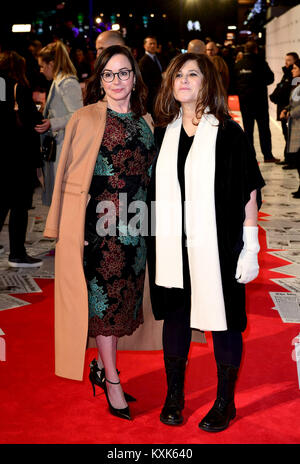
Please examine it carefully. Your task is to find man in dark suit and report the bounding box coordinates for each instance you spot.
[234,41,278,163]
[139,36,163,117]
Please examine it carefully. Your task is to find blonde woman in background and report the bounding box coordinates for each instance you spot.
[35,41,83,205]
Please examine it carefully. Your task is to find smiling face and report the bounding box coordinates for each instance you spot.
[173,60,203,107]
[101,53,135,109]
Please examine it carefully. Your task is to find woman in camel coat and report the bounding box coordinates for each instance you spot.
[44,45,156,421]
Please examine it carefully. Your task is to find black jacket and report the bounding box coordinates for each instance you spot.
[0,73,42,203]
[234,53,274,105]
[269,65,294,119]
[139,54,163,114]
[146,118,265,332]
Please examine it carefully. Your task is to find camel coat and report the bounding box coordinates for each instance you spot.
[44,100,161,381]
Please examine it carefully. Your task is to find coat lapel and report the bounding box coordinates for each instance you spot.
[43,80,55,117]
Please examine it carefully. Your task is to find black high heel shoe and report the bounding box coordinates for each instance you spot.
[103,378,132,421]
[89,359,136,402]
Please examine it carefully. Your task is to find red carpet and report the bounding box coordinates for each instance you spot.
[0,219,299,444]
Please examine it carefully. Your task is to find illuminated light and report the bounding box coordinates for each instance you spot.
[12,24,31,33]
[112,23,120,31]
[194,21,201,31]
[226,32,235,40]
[129,14,133,17]
[258,32,262,38]
[100,13,104,17]
[116,14,120,17]
[150,14,154,18]
[142,16,148,28]
[228,25,237,30]
[187,20,201,31]
[162,14,167,18]
[95,17,101,24]
[187,20,193,31]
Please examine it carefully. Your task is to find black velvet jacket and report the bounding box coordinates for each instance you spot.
[146,118,265,332]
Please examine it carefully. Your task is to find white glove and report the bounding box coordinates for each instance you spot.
[235,226,260,284]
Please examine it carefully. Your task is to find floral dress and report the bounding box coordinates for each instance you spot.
[84,108,156,338]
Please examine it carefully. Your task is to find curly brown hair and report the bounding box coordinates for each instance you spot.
[154,53,229,127]
[84,45,147,118]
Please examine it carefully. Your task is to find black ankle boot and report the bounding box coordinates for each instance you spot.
[198,363,239,433]
[160,356,186,426]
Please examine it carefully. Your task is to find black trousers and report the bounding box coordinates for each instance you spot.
[0,202,28,258]
[162,299,243,368]
[239,101,273,161]
[281,119,288,142]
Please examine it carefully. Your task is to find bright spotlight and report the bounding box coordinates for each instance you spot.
[12,24,31,33]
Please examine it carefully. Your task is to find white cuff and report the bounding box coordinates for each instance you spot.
[242,226,260,253]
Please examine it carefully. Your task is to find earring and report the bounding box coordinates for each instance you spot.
[132,81,136,92]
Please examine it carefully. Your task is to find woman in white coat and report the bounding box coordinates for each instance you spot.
[35,41,83,206]
[148,53,265,432]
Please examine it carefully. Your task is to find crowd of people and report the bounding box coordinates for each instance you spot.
[0,29,299,433]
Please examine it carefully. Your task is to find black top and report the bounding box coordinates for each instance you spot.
[148,118,265,331]
[0,74,42,204]
[177,125,194,204]
[178,126,194,289]
[169,126,195,302]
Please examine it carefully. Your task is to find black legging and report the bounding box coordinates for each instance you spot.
[163,301,243,368]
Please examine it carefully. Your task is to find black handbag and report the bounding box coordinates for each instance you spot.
[41,135,56,162]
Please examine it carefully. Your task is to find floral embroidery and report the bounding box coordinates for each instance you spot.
[133,186,146,202]
[138,118,154,150]
[88,277,109,319]
[132,237,147,276]
[117,222,140,246]
[148,164,153,178]
[84,110,156,337]
[94,156,114,176]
